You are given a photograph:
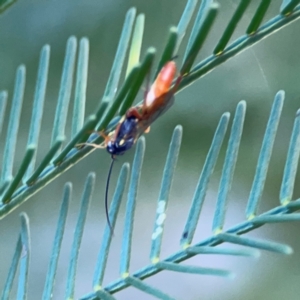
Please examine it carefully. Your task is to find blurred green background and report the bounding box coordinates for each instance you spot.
[1,0,300,299]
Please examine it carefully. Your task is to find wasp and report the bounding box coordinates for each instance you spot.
[107,61,182,153]
[84,61,183,230]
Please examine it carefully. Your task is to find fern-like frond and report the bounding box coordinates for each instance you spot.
[0,1,300,227]
[3,90,300,299]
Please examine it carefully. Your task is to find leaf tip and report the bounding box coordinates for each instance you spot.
[147,47,156,55]
[284,246,293,255]
[174,124,183,133]
[18,64,26,74]
[222,112,230,120]
[87,172,96,181]
[170,26,178,34]
[276,90,285,100]
[238,100,247,108]
[42,44,50,53]
[211,2,220,10]
[67,36,78,49]
[128,7,137,14]
[27,144,36,151]
[19,212,29,223]
[80,37,89,45]
[0,90,8,98]
[227,272,236,280]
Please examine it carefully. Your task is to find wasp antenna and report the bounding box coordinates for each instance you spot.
[105,156,115,233]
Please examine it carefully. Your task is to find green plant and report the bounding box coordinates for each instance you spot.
[1,1,300,299]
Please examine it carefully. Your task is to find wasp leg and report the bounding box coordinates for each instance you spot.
[145,126,150,133]
[89,130,113,144]
[76,129,111,149]
[99,130,112,144]
[76,141,106,149]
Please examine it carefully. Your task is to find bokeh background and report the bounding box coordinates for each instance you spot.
[1,0,300,299]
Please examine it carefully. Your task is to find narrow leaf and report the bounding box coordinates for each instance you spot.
[155,27,178,79]
[42,183,71,300]
[246,91,284,218]
[126,13,144,77]
[17,213,30,300]
[120,138,145,275]
[246,0,272,35]
[213,101,246,232]
[150,126,182,262]
[280,109,300,204]
[214,0,251,55]
[51,36,77,146]
[72,38,89,137]
[1,236,22,300]
[187,246,260,257]
[65,173,95,299]
[24,45,50,182]
[181,3,219,75]
[183,0,212,61]
[176,0,199,52]
[1,65,26,185]
[156,261,232,277]
[218,233,293,254]
[181,113,230,247]
[102,7,136,102]
[252,213,300,224]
